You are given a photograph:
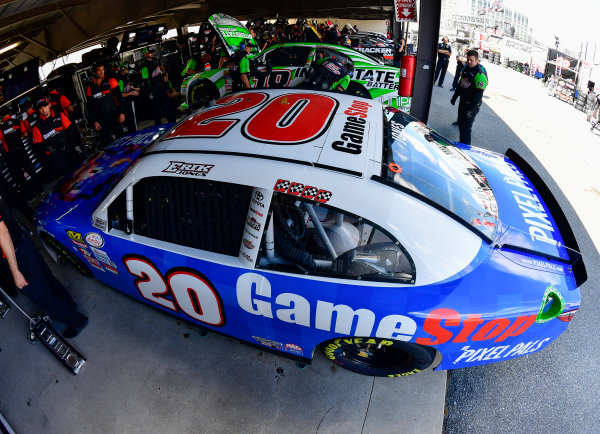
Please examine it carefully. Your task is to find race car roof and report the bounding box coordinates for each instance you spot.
[150,89,380,177]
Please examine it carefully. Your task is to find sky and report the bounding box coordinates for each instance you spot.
[505,0,599,59]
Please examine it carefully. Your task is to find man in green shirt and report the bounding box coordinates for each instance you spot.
[229,41,254,91]
[451,50,488,145]
[117,62,140,133]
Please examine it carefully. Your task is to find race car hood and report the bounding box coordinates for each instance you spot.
[36,126,167,221]
[209,13,259,56]
[459,145,584,270]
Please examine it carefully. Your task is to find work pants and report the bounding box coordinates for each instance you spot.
[434,59,449,86]
[5,236,87,329]
[150,85,176,125]
[457,101,480,145]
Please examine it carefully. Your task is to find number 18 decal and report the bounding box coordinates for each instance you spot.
[123,255,225,327]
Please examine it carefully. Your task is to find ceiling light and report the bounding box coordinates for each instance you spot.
[0,41,20,55]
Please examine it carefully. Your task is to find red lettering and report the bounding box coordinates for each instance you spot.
[416,308,461,345]
[471,318,511,341]
[452,314,485,343]
[244,93,337,144]
[343,108,367,118]
[494,315,537,342]
[165,92,268,139]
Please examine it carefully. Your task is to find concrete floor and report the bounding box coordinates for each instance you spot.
[0,257,446,434]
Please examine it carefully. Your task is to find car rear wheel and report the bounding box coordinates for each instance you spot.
[320,337,436,377]
[39,232,93,277]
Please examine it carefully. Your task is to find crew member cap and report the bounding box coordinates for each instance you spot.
[143,47,155,54]
[36,97,50,108]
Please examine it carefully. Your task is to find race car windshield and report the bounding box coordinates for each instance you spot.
[382,108,499,241]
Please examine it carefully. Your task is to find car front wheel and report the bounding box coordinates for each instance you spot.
[320,337,436,377]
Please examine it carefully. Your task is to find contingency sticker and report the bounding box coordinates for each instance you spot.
[284,343,303,355]
[67,230,83,241]
[253,336,283,350]
[85,256,105,271]
[93,216,108,231]
[90,247,116,268]
[85,232,105,248]
[239,188,269,265]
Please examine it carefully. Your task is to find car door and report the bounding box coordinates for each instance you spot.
[103,173,275,344]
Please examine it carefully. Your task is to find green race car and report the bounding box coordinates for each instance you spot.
[181,14,410,110]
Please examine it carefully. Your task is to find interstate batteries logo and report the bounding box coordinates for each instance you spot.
[163,161,215,177]
[220,28,251,39]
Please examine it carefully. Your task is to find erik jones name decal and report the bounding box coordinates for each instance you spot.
[163,161,215,177]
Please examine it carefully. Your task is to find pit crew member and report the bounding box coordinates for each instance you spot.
[451,49,488,145]
[0,201,88,338]
[141,48,176,125]
[85,63,125,146]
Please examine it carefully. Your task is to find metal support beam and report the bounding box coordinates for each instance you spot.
[410,0,441,123]
[15,48,34,59]
[20,34,58,56]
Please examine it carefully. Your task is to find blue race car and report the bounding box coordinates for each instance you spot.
[36,89,586,377]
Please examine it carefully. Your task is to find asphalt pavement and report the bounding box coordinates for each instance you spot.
[429,59,600,434]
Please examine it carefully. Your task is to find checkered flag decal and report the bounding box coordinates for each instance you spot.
[315,190,332,203]
[301,186,319,199]
[274,179,291,192]
[288,182,305,195]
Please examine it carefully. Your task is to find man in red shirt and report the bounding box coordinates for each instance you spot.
[0,107,41,200]
[48,86,75,121]
[85,63,125,146]
[32,98,79,180]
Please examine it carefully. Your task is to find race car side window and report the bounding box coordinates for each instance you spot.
[256,193,415,283]
[132,176,252,256]
[264,47,314,67]
[107,190,127,231]
[315,48,351,66]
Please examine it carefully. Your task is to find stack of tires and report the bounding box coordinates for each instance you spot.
[575,92,587,111]
[490,52,501,65]
[554,79,575,104]
[502,56,510,68]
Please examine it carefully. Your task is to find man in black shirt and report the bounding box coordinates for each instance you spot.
[85,63,126,146]
[434,36,452,88]
[0,202,88,338]
[141,48,176,125]
[451,50,489,145]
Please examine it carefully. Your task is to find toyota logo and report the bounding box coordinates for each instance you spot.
[255,191,264,201]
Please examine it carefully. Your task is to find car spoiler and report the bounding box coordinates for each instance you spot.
[505,148,587,287]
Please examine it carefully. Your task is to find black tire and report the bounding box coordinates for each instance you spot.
[188,79,220,110]
[345,81,372,99]
[320,337,437,377]
[39,232,93,277]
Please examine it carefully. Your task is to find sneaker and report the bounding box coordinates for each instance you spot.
[452,121,459,126]
[438,84,443,88]
[450,88,456,91]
